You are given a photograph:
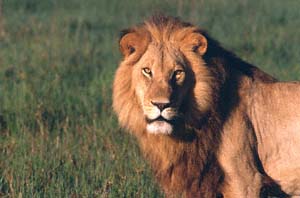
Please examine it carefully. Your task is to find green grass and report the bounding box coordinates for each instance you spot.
[1,0,300,197]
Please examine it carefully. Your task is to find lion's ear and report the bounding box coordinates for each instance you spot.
[119,29,150,58]
[182,31,207,55]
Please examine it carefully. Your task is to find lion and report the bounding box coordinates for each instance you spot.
[113,15,300,198]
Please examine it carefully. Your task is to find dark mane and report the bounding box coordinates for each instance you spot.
[199,30,277,82]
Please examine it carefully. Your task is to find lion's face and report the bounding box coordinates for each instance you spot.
[114,22,212,135]
[132,44,192,134]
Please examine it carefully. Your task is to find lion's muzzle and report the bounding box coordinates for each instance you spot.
[144,101,177,135]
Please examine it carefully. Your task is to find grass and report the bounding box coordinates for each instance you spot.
[0,0,300,197]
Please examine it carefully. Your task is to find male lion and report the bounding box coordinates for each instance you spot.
[113,15,300,198]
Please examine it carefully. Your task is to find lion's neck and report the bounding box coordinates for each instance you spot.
[138,118,223,197]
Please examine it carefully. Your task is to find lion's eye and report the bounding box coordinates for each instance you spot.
[174,70,184,81]
[142,67,152,77]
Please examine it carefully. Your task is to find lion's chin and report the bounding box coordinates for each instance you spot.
[146,121,173,135]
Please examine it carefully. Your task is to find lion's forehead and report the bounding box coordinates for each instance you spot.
[139,43,185,71]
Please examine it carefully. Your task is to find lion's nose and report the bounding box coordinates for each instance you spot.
[151,100,170,111]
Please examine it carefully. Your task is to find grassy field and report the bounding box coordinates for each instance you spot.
[1,0,300,197]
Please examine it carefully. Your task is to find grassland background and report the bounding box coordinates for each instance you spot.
[1,0,300,197]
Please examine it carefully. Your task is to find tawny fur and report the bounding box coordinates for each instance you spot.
[113,15,300,198]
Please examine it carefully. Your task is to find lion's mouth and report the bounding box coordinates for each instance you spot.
[144,107,179,135]
[146,116,171,123]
